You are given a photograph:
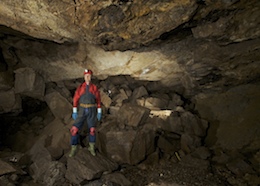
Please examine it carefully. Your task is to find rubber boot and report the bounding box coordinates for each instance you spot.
[69,145,77,157]
[88,142,96,156]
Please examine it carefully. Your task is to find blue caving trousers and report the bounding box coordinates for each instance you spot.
[71,107,97,145]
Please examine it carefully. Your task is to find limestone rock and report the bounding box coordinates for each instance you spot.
[180,111,208,137]
[194,84,260,150]
[164,115,183,134]
[42,118,71,158]
[192,1,260,44]
[191,146,211,160]
[113,89,129,106]
[102,172,132,186]
[0,0,258,94]
[180,154,210,170]
[99,88,112,108]
[147,97,168,109]
[0,159,17,175]
[0,0,198,50]
[180,134,202,153]
[226,158,255,177]
[157,136,179,154]
[45,90,72,122]
[65,148,118,184]
[0,88,21,113]
[30,160,66,186]
[0,71,13,91]
[97,122,155,165]
[14,67,45,101]
[130,86,148,102]
[117,103,150,127]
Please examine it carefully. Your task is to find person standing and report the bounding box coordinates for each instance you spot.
[69,69,102,157]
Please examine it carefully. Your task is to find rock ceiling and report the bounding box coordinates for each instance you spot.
[0,0,259,96]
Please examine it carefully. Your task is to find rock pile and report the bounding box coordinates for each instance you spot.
[0,68,259,185]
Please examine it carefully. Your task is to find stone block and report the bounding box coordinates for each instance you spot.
[14,67,45,100]
[117,103,150,127]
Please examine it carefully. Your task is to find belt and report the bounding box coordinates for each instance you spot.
[79,103,96,108]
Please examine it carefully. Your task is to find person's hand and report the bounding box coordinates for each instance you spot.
[97,108,102,121]
[72,107,78,120]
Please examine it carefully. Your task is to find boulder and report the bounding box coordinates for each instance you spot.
[180,111,208,137]
[65,148,118,184]
[45,90,72,122]
[0,88,21,113]
[113,89,129,106]
[130,86,148,102]
[14,67,45,100]
[117,103,150,127]
[28,134,66,186]
[102,172,132,186]
[97,122,156,165]
[0,159,17,175]
[100,88,112,108]
[0,71,13,91]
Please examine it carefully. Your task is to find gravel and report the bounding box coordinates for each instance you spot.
[121,160,230,186]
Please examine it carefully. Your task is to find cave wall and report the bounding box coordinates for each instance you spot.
[194,84,260,151]
[0,0,259,153]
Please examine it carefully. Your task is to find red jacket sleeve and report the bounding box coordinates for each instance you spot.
[73,83,84,107]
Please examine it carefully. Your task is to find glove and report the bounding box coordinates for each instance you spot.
[72,107,78,120]
[97,108,102,121]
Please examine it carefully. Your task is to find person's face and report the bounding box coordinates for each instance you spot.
[84,74,92,83]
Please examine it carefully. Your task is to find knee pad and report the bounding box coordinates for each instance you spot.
[90,127,95,136]
[70,126,79,136]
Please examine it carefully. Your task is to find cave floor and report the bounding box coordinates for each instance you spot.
[121,160,229,186]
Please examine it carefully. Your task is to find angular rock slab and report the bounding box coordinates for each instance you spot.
[14,67,45,100]
[65,148,118,185]
[0,159,17,175]
[30,161,66,186]
[45,91,72,122]
[98,123,156,165]
[0,88,21,113]
[117,103,150,127]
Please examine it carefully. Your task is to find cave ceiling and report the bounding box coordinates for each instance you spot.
[0,0,259,96]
